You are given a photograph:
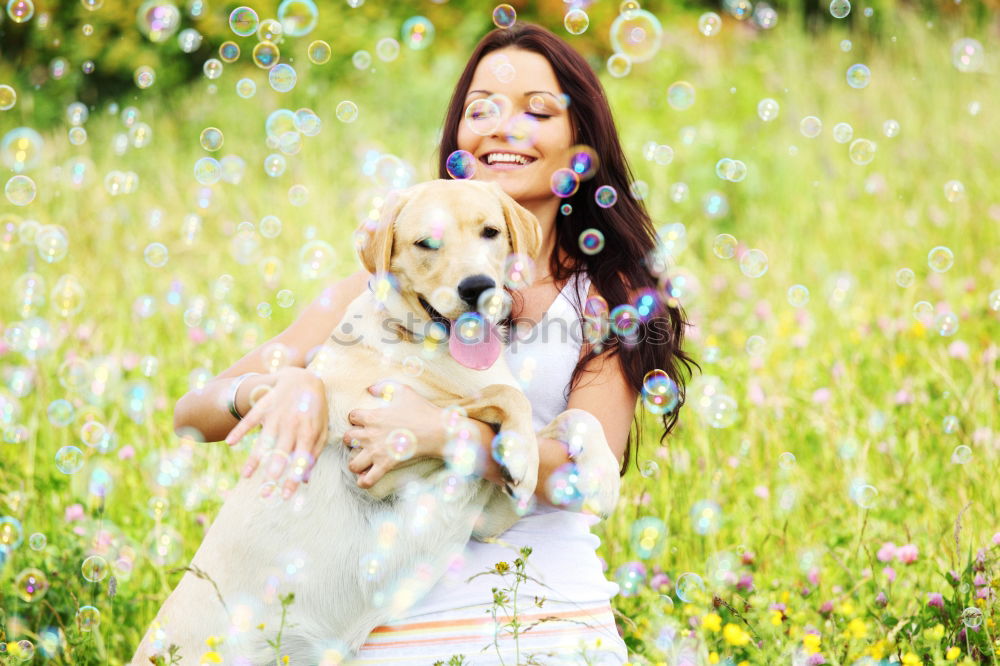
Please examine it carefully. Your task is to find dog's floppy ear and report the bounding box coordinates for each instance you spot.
[357,188,409,274]
[490,181,542,258]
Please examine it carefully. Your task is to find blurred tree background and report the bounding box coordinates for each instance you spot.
[1,0,996,129]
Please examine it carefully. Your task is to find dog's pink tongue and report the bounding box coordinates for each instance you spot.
[449,320,501,370]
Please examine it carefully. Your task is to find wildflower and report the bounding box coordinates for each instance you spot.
[818,601,833,616]
[807,567,820,586]
[865,639,888,659]
[876,542,897,562]
[701,613,722,632]
[803,632,821,654]
[118,444,136,460]
[993,533,1000,546]
[741,551,755,566]
[736,573,754,592]
[650,572,671,592]
[769,609,784,626]
[883,566,896,583]
[64,503,85,522]
[847,618,867,639]
[924,624,945,641]
[807,654,826,666]
[901,652,920,666]
[708,651,719,664]
[974,574,987,587]
[946,646,961,660]
[198,652,223,664]
[897,544,918,564]
[874,592,888,608]
[282,657,290,665]
[723,623,751,647]
[927,592,944,608]
[494,561,509,574]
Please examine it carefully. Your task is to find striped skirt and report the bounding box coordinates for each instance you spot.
[347,602,629,665]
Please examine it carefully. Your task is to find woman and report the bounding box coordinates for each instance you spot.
[174,22,693,665]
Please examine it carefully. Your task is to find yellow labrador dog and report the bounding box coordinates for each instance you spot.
[132,179,621,664]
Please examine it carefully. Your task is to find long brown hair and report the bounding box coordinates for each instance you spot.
[437,23,697,477]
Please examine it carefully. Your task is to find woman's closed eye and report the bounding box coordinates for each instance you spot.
[527,112,551,120]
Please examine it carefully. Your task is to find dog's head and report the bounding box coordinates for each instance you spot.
[357,179,542,330]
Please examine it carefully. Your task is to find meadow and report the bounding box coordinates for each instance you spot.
[1,1,998,664]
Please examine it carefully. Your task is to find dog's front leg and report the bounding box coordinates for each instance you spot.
[537,408,622,521]
[448,384,539,505]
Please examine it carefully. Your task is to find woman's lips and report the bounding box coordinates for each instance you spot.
[480,158,535,171]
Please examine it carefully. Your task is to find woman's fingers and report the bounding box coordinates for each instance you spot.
[268,419,297,479]
[358,463,384,489]
[348,448,373,475]
[225,396,267,446]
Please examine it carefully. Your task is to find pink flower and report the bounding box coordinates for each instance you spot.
[118,445,135,460]
[188,327,207,344]
[883,566,896,583]
[650,573,671,592]
[976,587,990,600]
[819,601,834,615]
[808,567,820,586]
[807,653,826,665]
[754,485,769,499]
[64,504,84,522]
[897,544,918,564]
[811,388,832,404]
[877,542,897,562]
[874,592,888,607]
[737,574,754,592]
[927,592,944,608]
[993,533,1000,546]
[741,551,755,566]
[947,340,969,360]
[894,389,913,405]
[974,574,987,587]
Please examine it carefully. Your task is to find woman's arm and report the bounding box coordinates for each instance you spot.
[460,349,635,511]
[173,268,371,443]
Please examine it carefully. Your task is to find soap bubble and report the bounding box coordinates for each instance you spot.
[493,4,516,29]
[0,85,16,110]
[927,246,954,272]
[269,64,297,92]
[402,16,434,50]
[137,0,181,43]
[690,500,722,534]
[830,0,850,18]
[739,249,768,278]
[236,78,256,98]
[336,101,359,123]
[252,42,280,69]
[6,0,34,22]
[952,38,984,73]
[609,8,663,63]
[667,82,695,110]
[787,284,810,307]
[15,568,49,601]
[943,180,964,203]
[595,185,618,208]
[77,605,101,631]
[698,12,722,36]
[935,312,959,336]
[800,116,822,138]
[564,7,589,35]
[445,150,476,180]
[579,229,605,255]
[846,63,871,89]
[607,53,632,78]
[712,234,737,259]
[277,0,317,37]
[5,175,37,206]
[308,40,331,64]
[675,572,705,603]
[376,38,400,62]
[56,445,85,473]
[757,98,779,122]
[229,6,258,36]
[849,138,876,165]
[832,122,854,143]
[895,268,914,287]
[961,607,983,627]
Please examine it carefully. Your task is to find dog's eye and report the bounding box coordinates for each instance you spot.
[415,238,441,250]
[482,227,501,239]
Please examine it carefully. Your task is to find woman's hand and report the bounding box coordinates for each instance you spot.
[343,381,446,489]
[225,366,329,499]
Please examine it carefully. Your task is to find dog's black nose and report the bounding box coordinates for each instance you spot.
[457,274,496,307]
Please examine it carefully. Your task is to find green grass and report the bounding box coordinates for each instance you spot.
[1,4,998,665]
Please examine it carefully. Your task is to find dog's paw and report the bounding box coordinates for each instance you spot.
[540,409,621,520]
[491,429,538,502]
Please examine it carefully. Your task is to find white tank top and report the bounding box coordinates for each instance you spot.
[397,271,621,619]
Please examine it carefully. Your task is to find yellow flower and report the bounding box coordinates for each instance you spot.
[282,657,290,665]
[847,618,867,639]
[708,652,719,664]
[946,646,961,660]
[739,662,750,666]
[837,600,856,616]
[198,652,223,664]
[769,609,783,626]
[865,640,887,659]
[803,633,821,655]
[702,612,722,633]
[723,623,751,647]
[923,623,945,642]
[902,653,921,665]
[494,561,509,573]
[204,635,223,648]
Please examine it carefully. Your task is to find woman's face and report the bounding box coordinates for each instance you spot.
[457,47,575,208]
